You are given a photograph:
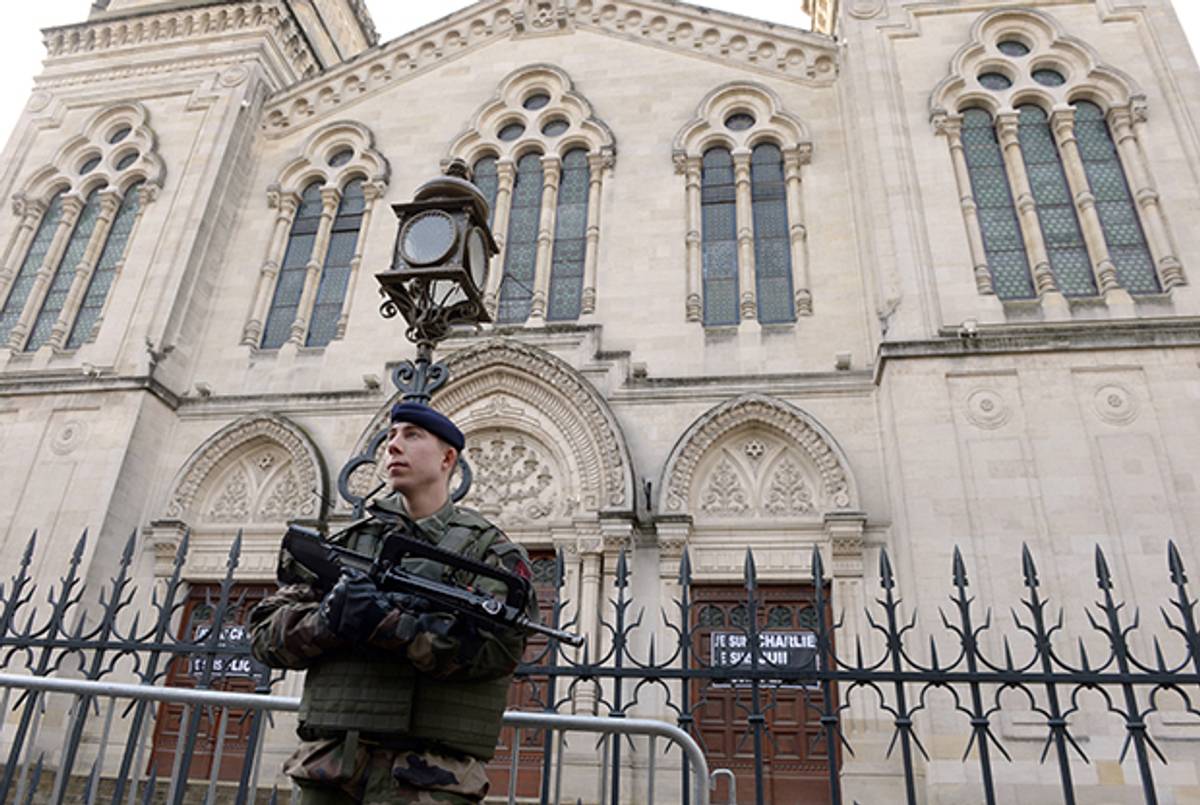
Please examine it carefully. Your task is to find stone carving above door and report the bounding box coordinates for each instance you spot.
[695,438,821,521]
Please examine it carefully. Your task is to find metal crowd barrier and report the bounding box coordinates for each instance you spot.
[0,672,710,805]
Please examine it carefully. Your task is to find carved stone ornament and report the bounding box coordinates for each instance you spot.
[662,394,856,515]
[464,431,561,522]
[165,413,327,523]
[699,457,750,516]
[262,0,838,133]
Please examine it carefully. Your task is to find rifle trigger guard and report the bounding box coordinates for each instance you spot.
[481,599,502,615]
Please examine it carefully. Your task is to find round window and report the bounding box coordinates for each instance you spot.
[997,40,1030,57]
[328,148,354,167]
[80,156,102,175]
[498,122,526,141]
[978,72,1013,90]
[523,93,550,110]
[1032,69,1066,87]
[115,152,139,170]
[541,118,569,137]
[109,126,132,144]
[725,113,756,131]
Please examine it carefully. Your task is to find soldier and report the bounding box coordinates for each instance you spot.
[249,402,536,804]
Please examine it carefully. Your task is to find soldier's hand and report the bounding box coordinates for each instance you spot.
[319,569,392,642]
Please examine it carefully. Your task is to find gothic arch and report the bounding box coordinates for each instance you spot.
[163,413,328,524]
[660,394,858,517]
[273,119,389,196]
[349,338,633,516]
[672,81,811,161]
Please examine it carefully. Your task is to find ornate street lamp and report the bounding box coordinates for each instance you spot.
[337,160,498,514]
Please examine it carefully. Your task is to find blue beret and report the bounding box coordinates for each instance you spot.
[389,402,465,451]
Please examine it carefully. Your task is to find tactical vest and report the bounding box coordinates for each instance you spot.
[298,508,513,760]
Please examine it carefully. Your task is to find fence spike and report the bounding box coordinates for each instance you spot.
[811,544,824,584]
[1168,540,1187,586]
[648,635,656,666]
[120,529,137,565]
[616,548,629,588]
[1021,543,1039,588]
[1154,636,1168,672]
[952,546,968,588]
[1078,638,1091,672]
[1094,545,1113,590]
[1002,636,1015,670]
[678,547,691,586]
[879,547,895,590]
[227,529,244,570]
[929,635,940,670]
[744,548,757,589]
[20,530,36,567]
[174,528,190,568]
[71,528,89,565]
[555,548,565,588]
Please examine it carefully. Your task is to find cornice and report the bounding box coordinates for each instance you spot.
[262,0,838,135]
[346,0,379,47]
[42,1,320,82]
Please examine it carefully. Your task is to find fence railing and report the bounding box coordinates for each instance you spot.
[0,528,1197,805]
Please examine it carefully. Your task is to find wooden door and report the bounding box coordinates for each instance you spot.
[692,584,834,805]
[487,551,560,798]
[149,583,272,781]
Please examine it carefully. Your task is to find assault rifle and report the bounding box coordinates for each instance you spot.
[280,524,585,648]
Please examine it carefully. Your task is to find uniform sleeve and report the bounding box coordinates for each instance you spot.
[401,531,538,682]
[248,583,347,670]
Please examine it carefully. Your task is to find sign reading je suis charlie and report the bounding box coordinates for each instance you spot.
[709,631,818,688]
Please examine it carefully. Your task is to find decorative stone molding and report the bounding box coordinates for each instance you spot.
[673,81,812,159]
[43,1,318,80]
[348,338,633,515]
[262,0,838,133]
[661,394,857,516]
[446,63,615,166]
[163,413,327,523]
[15,102,165,203]
[463,430,566,523]
[930,9,1143,120]
[273,120,389,197]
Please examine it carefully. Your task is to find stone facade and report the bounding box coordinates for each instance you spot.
[0,0,1197,802]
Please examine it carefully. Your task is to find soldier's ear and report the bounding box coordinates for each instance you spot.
[442,445,458,473]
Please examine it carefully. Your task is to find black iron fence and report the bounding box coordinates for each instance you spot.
[0,528,1197,805]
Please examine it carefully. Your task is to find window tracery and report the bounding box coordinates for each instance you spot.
[0,103,162,353]
[674,82,813,326]
[447,64,615,325]
[931,9,1182,306]
[243,121,388,349]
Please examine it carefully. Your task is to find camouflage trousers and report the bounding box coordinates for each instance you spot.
[285,734,488,804]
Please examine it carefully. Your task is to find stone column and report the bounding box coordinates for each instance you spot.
[937,114,993,294]
[528,154,561,324]
[784,144,814,314]
[242,188,300,346]
[484,159,516,316]
[580,152,611,317]
[49,190,123,349]
[1109,104,1185,289]
[1049,108,1125,301]
[7,194,84,351]
[677,154,703,322]
[995,113,1058,299]
[287,186,341,346]
[336,180,386,339]
[733,150,756,321]
[0,197,47,305]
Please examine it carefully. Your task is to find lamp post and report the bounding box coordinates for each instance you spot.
[336,160,498,515]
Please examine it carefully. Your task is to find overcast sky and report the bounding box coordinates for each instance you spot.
[0,1,1198,147]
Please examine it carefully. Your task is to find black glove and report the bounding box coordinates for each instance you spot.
[319,569,393,642]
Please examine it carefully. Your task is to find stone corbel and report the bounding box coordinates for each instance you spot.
[145,519,188,578]
[823,510,867,577]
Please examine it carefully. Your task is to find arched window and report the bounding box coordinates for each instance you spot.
[473,155,499,226]
[450,64,614,325]
[961,108,1033,299]
[307,179,365,347]
[498,153,543,324]
[0,193,64,344]
[68,182,142,349]
[701,147,738,327]
[26,189,104,351]
[262,182,321,349]
[932,10,1182,303]
[1017,105,1095,296]
[674,83,812,325]
[750,143,795,323]
[1073,101,1159,294]
[547,148,589,321]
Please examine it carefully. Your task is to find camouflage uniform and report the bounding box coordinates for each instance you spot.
[249,495,536,804]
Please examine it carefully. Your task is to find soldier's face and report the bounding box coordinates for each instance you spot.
[385,422,456,495]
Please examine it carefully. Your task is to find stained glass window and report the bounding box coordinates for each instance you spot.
[998,40,1030,57]
[498,152,543,324]
[67,183,141,348]
[262,182,322,348]
[0,192,64,344]
[547,149,589,321]
[472,156,499,226]
[27,190,103,351]
[979,72,1012,90]
[751,143,794,323]
[961,108,1034,299]
[701,147,738,326]
[306,179,365,347]
[1017,105,1096,296]
[1073,102,1159,294]
[1032,69,1066,87]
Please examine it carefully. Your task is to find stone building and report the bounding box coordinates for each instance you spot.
[0,0,1198,802]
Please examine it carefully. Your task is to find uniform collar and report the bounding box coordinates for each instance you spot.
[369,494,455,544]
